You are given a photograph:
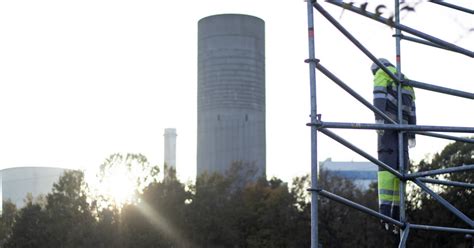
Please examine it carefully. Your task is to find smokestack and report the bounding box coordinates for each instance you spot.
[164,128,177,178]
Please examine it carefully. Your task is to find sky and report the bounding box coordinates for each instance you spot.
[0,0,472,184]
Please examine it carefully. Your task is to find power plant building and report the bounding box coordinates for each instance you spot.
[1,167,67,210]
[197,14,266,177]
[320,159,378,190]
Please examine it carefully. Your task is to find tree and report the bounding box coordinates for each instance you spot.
[290,175,312,247]
[96,207,123,248]
[317,169,397,248]
[4,171,100,247]
[187,162,310,247]
[4,201,49,248]
[45,170,99,247]
[407,140,474,248]
[0,201,17,245]
[120,166,191,247]
[89,153,160,210]
[187,169,242,247]
[237,177,307,248]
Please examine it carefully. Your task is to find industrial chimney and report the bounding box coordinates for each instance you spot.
[164,128,177,178]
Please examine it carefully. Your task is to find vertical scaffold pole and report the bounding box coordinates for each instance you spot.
[306,1,319,248]
[394,0,407,246]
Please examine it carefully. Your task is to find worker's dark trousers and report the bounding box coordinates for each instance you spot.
[377,129,408,221]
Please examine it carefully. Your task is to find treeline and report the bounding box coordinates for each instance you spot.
[0,141,472,248]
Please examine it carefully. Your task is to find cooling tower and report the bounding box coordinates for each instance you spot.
[1,167,67,210]
[197,14,266,178]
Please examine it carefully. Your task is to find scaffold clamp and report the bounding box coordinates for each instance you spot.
[304,58,320,64]
[307,187,322,193]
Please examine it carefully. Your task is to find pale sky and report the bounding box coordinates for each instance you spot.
[0,0,472,183]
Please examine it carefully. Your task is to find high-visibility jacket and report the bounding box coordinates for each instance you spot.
[373,66,416,127]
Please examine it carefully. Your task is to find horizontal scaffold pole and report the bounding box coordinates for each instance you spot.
[419,177,474,189]
[413,178,474,228]
[311,189,404,227]
[318,128,403,178]
[429,0,474,15]
[324,0,474,58]
[406,164,474,179]
[411,224,474,234]
[404,79,474,100]
[312,121,474,133]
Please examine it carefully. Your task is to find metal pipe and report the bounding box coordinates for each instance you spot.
[429,0,474,14]
[411,224,474,234]
[419,178,474,189]
[398,34,460,54]
[324,0,474,58]
[413,178,474,227]
[316,189,404,227]
[313,121,474,133]
[312,1,403,86]
[407,164,474,179]
[399,223,410,248]
[306,1,319,247]
[415,132,474,144]
[404,79,474,100]
[318,128,403,178]
[394,2,407,245]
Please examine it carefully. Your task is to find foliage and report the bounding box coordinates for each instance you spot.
[4,201,49,248]
[120,166,191,248]
[407,140,474,248]
[0,201,16,245]
[3,171,100,247]
[1,143,472,247]
[88,153,161,209]
[318,169,397,248]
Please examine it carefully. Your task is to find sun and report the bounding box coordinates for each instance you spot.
[86,166,138,209]
[103,168,136,206]
[85,153,159,209]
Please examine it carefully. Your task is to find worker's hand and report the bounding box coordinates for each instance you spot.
[408,138,416,148]
[376,119,384,135]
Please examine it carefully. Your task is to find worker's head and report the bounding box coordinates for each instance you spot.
[370,58,393,75]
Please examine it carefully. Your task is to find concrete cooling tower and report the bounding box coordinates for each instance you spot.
[1,167,67,210]
[197,14,266,178]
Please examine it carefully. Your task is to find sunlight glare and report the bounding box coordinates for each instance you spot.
[105,168,136,206]
[86,165,139,209]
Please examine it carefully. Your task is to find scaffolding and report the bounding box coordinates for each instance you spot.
[304,1,474,247]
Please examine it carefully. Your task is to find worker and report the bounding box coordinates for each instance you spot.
[371,58,416,232]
